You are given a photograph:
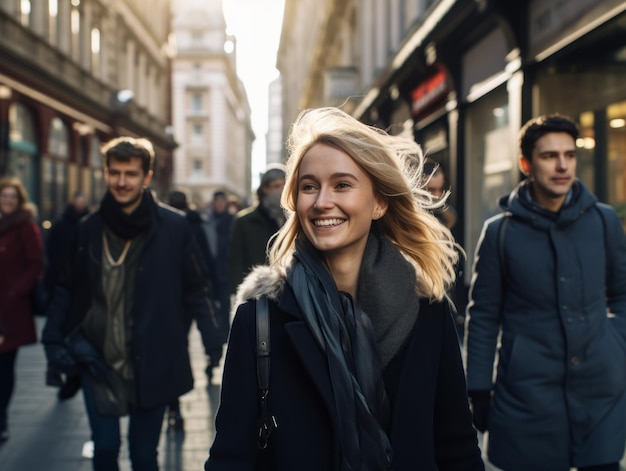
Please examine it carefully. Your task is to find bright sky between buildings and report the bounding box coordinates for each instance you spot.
[222,0,285,190]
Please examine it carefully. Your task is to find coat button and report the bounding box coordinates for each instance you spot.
[571,356,580,365]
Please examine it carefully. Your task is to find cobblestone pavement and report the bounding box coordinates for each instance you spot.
[0,318,220,471]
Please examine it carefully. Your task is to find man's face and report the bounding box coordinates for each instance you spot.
[213,196,228,214]
[520,132,577,212]
[73,195,88,213]
[262,178,286,199]
[105,157,152,213]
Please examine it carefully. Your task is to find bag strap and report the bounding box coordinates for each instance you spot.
[256,295,277,450]
[594,203,612,285]
[497,212,511,287]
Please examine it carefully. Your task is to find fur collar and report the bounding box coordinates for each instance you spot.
[232,265,286,316]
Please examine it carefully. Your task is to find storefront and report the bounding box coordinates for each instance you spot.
[7,102,38,202]
[460,26,522,280]
[528,0,626,220]
[412,64,453,203]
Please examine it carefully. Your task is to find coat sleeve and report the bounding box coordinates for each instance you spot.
[603,206,626,339]
[181,219,221,348]
[228,216,247,295]
[465,216,504,391]
[205,301,261,471]
[42,224,81,346]
[434,303,485,471]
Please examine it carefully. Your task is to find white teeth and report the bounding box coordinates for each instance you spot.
[314,218,344,227]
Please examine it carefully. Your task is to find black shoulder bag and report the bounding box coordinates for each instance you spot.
[256,295,278,449]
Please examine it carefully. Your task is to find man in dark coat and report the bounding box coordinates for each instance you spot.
[166,189,220,428]
[42,137,218,471]
[43,190,89,401]
[228,164,286,295]
[203,190,234,380]
[465,115,626,471]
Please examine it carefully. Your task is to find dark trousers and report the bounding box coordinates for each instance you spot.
[579,464,619,471]
[0,349,18,427]
[82,377,166,471]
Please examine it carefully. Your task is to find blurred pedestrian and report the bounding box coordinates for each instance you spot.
[203,190,234,380]
[423,160,465,338]
[166,189,220,428]
[44,190,90,401]
[0,177,44,443]
[423,159,457,229]
[42,136,217,471]
[206,107,483,470]
[465,114,626,471]
[228,163,286,295]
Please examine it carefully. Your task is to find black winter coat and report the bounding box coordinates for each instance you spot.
[206,272,484,471]
[44,204,89,295]
[43,200,218,408]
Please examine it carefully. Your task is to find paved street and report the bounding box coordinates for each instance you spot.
[0,318,220,471]
[2,318,626,471]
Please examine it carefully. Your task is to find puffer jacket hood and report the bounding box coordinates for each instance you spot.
[499,179,598,229]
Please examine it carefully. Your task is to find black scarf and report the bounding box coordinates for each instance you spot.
[99,190,152,240]
[286,237,394,471]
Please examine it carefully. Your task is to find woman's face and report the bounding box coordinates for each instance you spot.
[0,186,19,215]
[296,143,386,267]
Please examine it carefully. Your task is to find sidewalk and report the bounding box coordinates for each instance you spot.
[0,318,220,471]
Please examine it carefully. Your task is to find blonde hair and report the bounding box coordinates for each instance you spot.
[269,107,459,300]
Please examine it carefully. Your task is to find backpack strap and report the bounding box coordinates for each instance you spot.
[497,212,512,287]
[256,295,277,449]
[594,203,613,284]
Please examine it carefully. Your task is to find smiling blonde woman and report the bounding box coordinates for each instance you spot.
[206,107,484,471]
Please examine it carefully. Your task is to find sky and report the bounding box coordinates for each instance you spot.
[222,0,285,189]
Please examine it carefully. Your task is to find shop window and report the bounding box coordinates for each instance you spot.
[90,135,105,205]
[45,118,69,221]
[49,118,69,157]
[7,103,37,203]
[606,101,626,221]
[464,86,514,282]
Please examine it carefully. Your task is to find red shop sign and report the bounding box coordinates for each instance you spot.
[411,68,448,116]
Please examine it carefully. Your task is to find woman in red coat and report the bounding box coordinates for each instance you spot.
[0,177,44,442]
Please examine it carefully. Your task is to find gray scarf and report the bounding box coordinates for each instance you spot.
[358,233,420,367]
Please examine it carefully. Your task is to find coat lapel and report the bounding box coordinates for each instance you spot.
[279,286,338,427]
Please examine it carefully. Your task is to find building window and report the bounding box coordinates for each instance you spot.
[193,63,202,81]
[49,118,69,158]
[91,27,101,75]
[191,123,203,145]
[49,0,58,44]
[20,0,31,27]
[192,31,203,43]
[192,94,202,112]
[191,158,203,178]
[71,1,81,62]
